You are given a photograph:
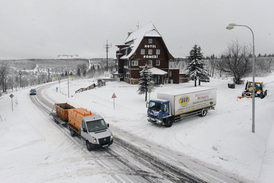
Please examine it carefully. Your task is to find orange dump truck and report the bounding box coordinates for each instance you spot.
[51,103,113,151]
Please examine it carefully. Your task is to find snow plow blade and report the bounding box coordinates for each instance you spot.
[237,96,252,99]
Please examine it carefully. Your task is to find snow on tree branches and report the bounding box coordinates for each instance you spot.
[137,65,154,101]
[187,45,209,86]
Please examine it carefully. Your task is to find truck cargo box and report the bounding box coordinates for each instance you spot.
[68,108,96,131]
[55,103,75,121]
[157,87,216,116]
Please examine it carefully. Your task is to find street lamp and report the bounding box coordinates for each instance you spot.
[226,23,256,133]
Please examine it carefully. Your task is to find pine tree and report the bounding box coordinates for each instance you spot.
[187,45,209,87]
[137,66,154,101]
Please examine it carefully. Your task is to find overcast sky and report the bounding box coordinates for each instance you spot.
[0,0,273,60]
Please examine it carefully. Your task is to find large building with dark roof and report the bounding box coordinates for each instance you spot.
[116,22,176,84]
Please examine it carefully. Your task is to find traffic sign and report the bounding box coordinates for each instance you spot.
[112,93,117,98]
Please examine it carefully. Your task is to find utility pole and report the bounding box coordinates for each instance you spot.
[105,40,112,71]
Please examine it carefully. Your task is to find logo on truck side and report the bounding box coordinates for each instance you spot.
[179,96,190,105]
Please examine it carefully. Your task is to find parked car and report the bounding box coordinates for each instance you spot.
[200,77,210,82]
[30,89,37,95]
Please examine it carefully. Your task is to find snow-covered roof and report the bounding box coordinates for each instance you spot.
[121,22,161,59]
[149,67,167,75]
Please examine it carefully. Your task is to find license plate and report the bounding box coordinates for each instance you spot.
[102,144,108,148]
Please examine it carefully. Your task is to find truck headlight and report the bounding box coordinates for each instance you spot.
[93,137,97,143]
[157,120,162,124]
[110,133,114,140]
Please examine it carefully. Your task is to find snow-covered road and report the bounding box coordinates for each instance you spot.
[1,73,273,182]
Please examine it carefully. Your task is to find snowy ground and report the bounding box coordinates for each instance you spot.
[0,73,273,182]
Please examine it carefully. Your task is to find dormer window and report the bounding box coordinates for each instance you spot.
[148,38,153,44]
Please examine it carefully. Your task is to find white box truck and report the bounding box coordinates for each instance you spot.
[147,87,216,127]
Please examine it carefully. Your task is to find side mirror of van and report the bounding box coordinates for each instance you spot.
[83,128,87,132]
[107,123,109,127]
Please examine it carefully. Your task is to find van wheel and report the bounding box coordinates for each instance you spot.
[70,129,75,137]
[86,141,92,151]
[165,118,173,127]
[201,108,208,117]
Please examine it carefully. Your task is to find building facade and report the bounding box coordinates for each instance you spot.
[116,23,175,84]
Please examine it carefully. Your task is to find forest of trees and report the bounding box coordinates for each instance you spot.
[0,59,116,96]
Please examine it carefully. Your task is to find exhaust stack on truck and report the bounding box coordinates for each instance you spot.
[147,87,216,127]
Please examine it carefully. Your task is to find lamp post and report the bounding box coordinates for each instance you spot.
[226,23,255,133]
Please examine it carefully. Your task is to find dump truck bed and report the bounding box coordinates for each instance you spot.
[68,108,96,131]
[55,103,75,121]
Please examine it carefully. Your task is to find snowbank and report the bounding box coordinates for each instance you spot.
[0,72,273,182]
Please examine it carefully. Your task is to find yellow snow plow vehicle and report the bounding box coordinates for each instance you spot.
[238,81,267,99]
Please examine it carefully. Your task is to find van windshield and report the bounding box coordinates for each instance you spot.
[86,119,108,132]
[148,101,162,111]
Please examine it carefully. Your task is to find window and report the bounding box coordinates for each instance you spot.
[156,60,160,66]
[156,49,160,55]
[140,49,145,55]
[148,38,153,44]
[163,103,168,113]
[148,60,152,66]
[148,101,161,111]
[132,60,138,66]
[86,119,107,132]
[82,120,87,131]
[148,49,153,55]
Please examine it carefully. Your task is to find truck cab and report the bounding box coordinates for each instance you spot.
[78,115,113,151]
[147,99,171,126]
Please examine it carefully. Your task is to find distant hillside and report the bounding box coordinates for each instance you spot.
[0,59,88,72]
[0,58,115,74]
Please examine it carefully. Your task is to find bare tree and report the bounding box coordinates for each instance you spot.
[209,54,218,77]
[217,41,252,84]
[0,64,9,93]
[77,63,88,77]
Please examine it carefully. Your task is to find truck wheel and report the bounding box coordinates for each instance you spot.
[70,128,75,137]
[165,118,173,127]
[201,108,208,117]
[86,141,92,151]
